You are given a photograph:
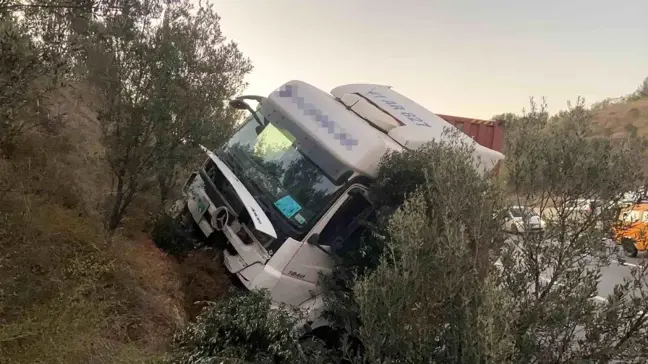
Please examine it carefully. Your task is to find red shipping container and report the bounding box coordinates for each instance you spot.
[437,114,505,174]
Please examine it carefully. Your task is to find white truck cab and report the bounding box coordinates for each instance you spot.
[174,80,504,330]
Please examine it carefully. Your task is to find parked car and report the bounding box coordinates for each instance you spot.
[564,198,615,223]
[503,206,546,234]
[567,199,599,213]
[617,190,647,209]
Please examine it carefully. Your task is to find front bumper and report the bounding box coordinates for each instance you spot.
[184,173,219,238]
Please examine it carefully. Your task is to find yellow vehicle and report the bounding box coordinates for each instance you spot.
[613,202,648,257]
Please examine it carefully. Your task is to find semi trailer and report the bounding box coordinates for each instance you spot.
[172,80,505,332]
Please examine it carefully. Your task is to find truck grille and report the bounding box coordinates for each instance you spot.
[201,158,274,248]
[203,160,250,217]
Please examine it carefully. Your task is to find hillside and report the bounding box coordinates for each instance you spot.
[3,78,646,363]
[3,82,648,364]
[592,97,648,138]
[0,86,231,363]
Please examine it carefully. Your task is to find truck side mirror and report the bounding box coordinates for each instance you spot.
[307,233,321,246]
[307,233,332,255]
[255,124,264,135]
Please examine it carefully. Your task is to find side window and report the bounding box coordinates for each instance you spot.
[319,189,373,251]
[335,208,378,256]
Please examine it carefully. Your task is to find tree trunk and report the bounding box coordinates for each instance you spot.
[107,198,122,231]
[107,173,126,231]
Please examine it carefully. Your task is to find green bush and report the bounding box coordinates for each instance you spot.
[322,136,506,363]
[166,290,332,364]
[150,212,203,256]
[0,16,64,156]
[322,100,648,364]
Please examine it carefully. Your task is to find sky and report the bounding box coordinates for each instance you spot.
[214,0,648,119]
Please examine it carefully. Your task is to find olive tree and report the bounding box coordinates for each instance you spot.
[499,98,648,363]
[82,0,251,230]
[321,131,510,363]
[0,13,66,156]
[147,0,249,204]
[166,290,333,364]
[321,100,648,363]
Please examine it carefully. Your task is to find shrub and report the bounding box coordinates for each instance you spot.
[323,100,648,363]
[0,16,64,156]
[150,212,204,257]
[166,290,332,364]
[323,134,507,363]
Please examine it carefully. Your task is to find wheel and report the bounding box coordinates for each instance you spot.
[621,237,638,258]
[300,326,338,349]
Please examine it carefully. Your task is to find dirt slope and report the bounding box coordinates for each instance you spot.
[0,85,230,363]
[591,98,648,138]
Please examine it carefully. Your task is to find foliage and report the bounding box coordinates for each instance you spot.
[627,76,648,102]
[150,212,202,257]
[79,0,251,230]
[492,98,552,137]
[497,98,648,363]
[320,99,648,363]
[1,2,246,362]
[146,0,250,203]
[507,97,646,201]
[166,290,332,364]
[591,75,648,109]
[0,14,65,156]
[491,111,520,130]
[323,134,508,363]
[0,144,172,363]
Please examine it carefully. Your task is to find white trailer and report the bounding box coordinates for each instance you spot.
[173,80,504,332]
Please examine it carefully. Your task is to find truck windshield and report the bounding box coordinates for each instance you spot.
[219,113,343,231]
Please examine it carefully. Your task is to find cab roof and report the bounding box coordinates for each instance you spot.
[264,80,402,178]
[264,80,504,179]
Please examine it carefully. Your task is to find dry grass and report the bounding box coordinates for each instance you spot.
[591,97,648,138]
[0,192,171,363]
[175,249,234,319]
[0,86,233,363]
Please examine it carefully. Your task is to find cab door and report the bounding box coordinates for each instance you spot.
[268,185,374,306]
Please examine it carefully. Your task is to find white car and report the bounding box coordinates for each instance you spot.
[565,198,618,222]
[618,190,647,208]
[503,206,546,234]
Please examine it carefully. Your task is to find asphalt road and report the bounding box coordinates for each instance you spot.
[597,238,646,300]
[505,235,647,303]
[521,206,647,301]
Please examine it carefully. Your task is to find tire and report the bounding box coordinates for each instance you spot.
[621,237,639,258]
[299,327,364,362]
[300,326,338,349]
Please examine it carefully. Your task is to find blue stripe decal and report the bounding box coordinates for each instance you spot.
[274,84,359,151]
